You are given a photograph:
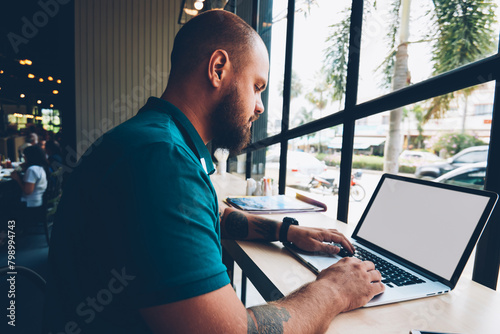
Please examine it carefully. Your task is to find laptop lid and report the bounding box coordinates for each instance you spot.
[351,173,498,290]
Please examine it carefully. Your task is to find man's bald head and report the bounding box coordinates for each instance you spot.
[169,10,261,81]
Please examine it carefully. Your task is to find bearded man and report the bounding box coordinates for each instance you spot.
[44,10,383,334]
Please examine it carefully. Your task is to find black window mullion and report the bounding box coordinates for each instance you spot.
[472,79,500,290]
[240,0,500,289]
[245,0,263,181]
[277,0,295,195]
[245,54,500,154]
[245,151,252,179]
[252,0,259,30]
[337,0,364,223]
[351,54,500,121]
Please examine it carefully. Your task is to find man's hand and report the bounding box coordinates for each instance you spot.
[287,225,355,255]
[221,208,356,256]
[247,257,385,333]
[10,171,21,182]
[316,257,385,312]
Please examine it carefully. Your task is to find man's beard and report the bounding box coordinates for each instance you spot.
[211,85,258,155]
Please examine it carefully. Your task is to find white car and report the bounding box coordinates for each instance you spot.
[434,161,487,190]
[399,150,443,167]
[265,151,327,186]
[415,145,488,179]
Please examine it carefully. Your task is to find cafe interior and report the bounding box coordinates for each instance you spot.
[1,0,500,333]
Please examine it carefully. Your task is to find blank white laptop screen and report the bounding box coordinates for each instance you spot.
[355,178,491,281]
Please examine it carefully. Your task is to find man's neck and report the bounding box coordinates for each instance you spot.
[161,86,214,145]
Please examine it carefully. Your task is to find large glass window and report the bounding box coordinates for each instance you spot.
[236,0,500,287]
[348,82,493,223]
[283,128,342,219]
[248,144,282,194]
[288,0,350,129]
[357,0,500,104]
[254,0,288,139]
[41,108,61,133]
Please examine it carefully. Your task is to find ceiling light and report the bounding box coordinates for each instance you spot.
[52,90,59,94]
[194,1,204,10]
[28,74,35,79]
[48,76,54,81]
[179,0,227,24]
[39,78,44,82]
[57,79,62,84]
[50,104,54,108]
[37,100,42,104]
[20,94,26,98]
[183,8,198,16]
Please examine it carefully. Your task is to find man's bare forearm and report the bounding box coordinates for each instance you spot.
[246,279,343,334]
[247,304,290,334]
[221,208,280,241]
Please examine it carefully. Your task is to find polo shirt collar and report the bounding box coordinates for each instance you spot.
[140,97,215,175]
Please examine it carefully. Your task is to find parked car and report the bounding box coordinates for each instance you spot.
[414,145,488,179]
[434,161,486,190]
[265,151,327,186]
[399,150,443,167]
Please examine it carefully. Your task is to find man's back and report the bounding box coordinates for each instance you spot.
[43,98,229,333]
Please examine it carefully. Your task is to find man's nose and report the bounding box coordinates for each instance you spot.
[255,95,265,114]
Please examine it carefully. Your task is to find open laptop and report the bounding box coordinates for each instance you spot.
[285,173,498,307]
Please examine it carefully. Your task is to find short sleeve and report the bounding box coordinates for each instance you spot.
[113,142,229,308]
[24,166,41,184]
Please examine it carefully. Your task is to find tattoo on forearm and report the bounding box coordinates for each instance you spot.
[247,312,258,334]
[252,217,278,240]
[224,211,249,239]
[247,305,291,334]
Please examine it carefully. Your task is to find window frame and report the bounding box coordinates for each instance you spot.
[240,0,500,290]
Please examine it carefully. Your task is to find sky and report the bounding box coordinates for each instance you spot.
[266,0,500,128]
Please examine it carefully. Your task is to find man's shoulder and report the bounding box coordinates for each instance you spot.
[112,109,180,144]
[79,113,174,166]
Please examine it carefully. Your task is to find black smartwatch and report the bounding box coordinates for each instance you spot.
[279,217,299,243]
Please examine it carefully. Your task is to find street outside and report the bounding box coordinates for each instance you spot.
[231,167,500,307]
[285,167,415,225]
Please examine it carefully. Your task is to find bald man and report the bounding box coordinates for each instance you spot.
[43,10,383,334]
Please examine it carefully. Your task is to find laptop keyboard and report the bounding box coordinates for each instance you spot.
[352,247,426,288]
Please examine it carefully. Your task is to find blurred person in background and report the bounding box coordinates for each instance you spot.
[10,145,50,232]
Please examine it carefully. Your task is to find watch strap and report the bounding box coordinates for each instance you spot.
[279,217,299,242]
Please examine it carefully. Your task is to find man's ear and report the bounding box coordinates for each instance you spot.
[208,49,231,88]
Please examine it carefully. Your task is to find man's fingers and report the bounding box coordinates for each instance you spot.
[315,242,338,254]
[371,281,386,295]
[369,268,382,282]
[319,231,355,254]
[362,260,376,271]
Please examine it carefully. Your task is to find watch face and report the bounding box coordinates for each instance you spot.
[283,217,298,225]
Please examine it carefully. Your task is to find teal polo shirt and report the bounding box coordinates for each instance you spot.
[44,97,230,333]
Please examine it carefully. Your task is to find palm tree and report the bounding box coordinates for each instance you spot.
[303,73,332,152]
[383,0,411,173]
[296,107,317,151]
[427,0,497,128]
[278,70,304,100]
[412,104,426,149]
[323,5,351,109]
[324,0,497,173]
